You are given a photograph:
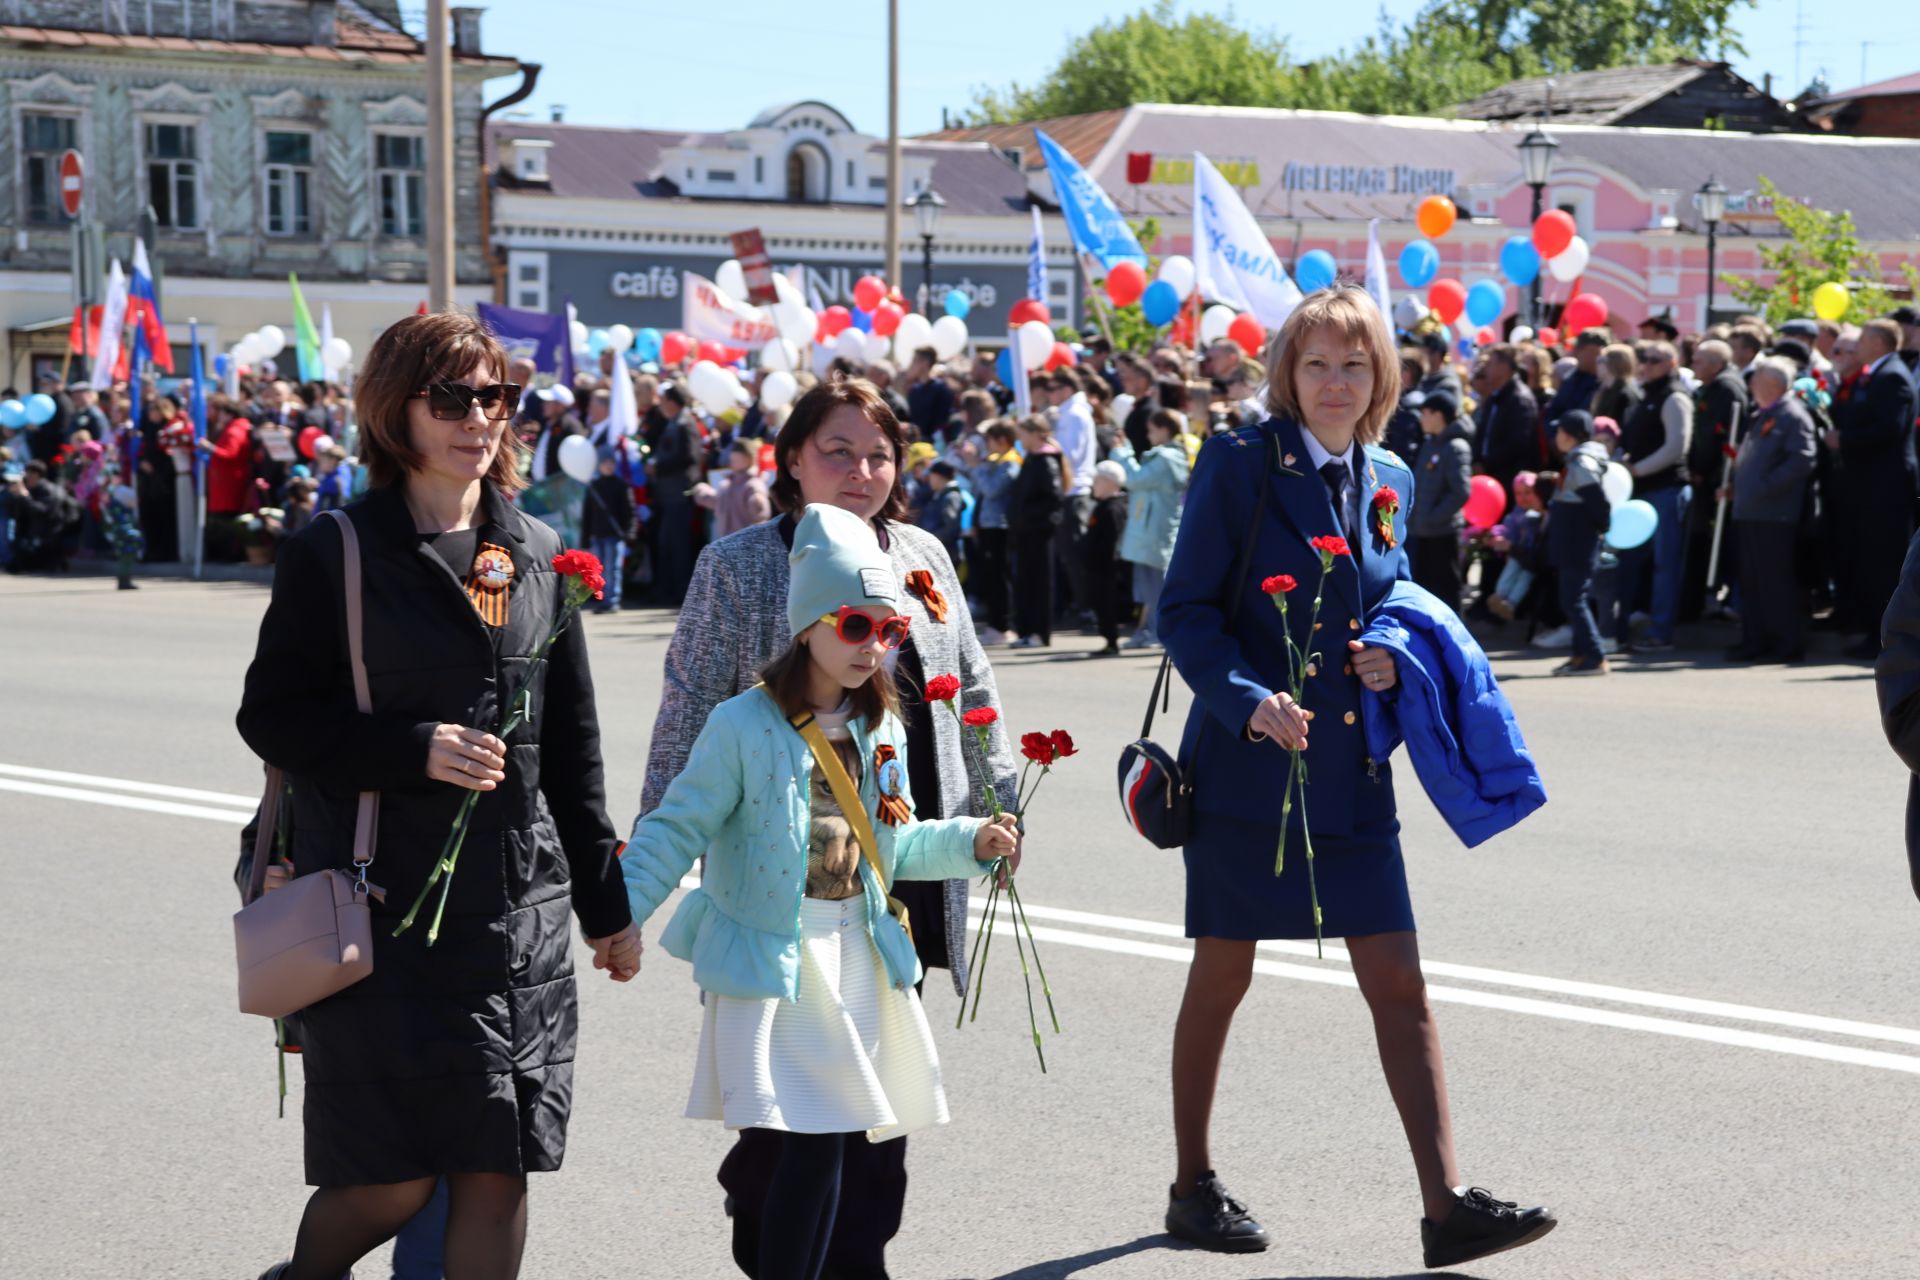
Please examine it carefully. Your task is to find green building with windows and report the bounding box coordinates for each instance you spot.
[0,0,526,387]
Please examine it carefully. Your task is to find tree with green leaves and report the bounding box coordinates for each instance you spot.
[1724,177,1920,325]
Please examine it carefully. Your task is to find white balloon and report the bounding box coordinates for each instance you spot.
[892,313,934,364]
[1509,325,1536,345]
[1017,319,1053,371]
[761,369,799,412]
[863,330,893,363]
[557,434,598,485]
[728,370,753,406]
[1601,460,1633,508]
[1547,236,1590,284]
[1156,255,1196,298]
[606,324,634,353]
[759,339,800,372]
[772,272,805,306]
[687,360,737,412]
[930,314,969,360]
[834,328,869,362]
[569,319,589,349]
[320,337,353,373]
[1393,296,1428,331]
[256,325,287,358]
[715,259,749,303]
[772,300,817,348]
[1200,305,1236,346]
[233,336,260,364]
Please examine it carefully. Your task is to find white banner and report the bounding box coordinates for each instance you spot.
[1365,218,1393,322]
[89,258,129,391]
[1192,153,1302,329]
[681,271,779,349]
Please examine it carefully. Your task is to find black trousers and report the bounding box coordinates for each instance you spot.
[1012,528,1055,642]
[972,527,1012,632]
[1409,533,1462,613]
[1052,494,1093,616]
[1843,471,1916,645]
[1080,545,1127,642]
[1736,520,1806,657]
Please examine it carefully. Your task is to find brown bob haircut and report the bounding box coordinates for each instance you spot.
[354,310,523,491]
[1262,283,1399,446]
[758,632,904,727]
[770,379,911,523]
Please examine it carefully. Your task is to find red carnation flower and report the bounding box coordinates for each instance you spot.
[552,549,607,601]
[1310,534,1352,558]
[1373,485,1399,511]
[1262,574,1297,595]
[1049,729,1077,759]
[1020,732,1056,765]
[924,673,962,703]
[962,707,999,728]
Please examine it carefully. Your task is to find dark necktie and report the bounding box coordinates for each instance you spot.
[1320,459,1357,545]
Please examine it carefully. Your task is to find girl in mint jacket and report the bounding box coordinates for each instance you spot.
[1114,408,1192,646]
[621,503,1016,1280]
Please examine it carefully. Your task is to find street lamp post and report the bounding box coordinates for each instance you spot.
[1517,125,1559,328]
[1698,176,1728,328]
[909,187,945,315]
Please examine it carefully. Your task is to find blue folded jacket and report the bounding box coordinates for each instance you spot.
[1358,581,1547,847]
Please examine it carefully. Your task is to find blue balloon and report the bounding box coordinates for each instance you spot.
[1464,279,1506,329]
[1141,279,1182,327]
[943,289,971,320]
[213,353,233,378]
[1455,337,1476,359]
[1604,497,1659,550]
[851,307,873,333]
[1296,249,1338,293]
[634,327,663,362]
[995,345,1019,387]
[1499,236,1541,287]
[0,399,26,429]
[588,328,610,356]
[24,393,56,426]
[1398,240,1439,289]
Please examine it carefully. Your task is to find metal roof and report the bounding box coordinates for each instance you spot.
[1452,63,1714,123]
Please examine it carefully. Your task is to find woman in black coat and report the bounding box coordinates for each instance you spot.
[1009,413,1069,647]
[238,312,638,1280]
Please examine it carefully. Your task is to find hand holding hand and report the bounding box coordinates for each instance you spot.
[1248,690,1312,750]
[262,859,293,893]
[1350,639,1397,693]
[974,812,1019,863]
[589,923,643,982]
[426,723,507,791]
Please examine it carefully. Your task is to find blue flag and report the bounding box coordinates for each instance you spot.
[126,321,148,475]
[189,321,209,446]
[477,301,573,390]
[1033,129,1146,270]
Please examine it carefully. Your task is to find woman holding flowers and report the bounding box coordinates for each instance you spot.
[237,311,639,1280]
[1156,285,1555,1269]
[639,377,1019,1278]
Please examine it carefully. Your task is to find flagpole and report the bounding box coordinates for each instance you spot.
[1073,252,1119,351]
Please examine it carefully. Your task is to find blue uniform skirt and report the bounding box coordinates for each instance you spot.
[1183,806,1415,941]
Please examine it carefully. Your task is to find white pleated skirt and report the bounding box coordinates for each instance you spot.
[685,896,949,1143]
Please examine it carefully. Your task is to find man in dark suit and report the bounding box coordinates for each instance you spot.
[1891,305,1920,374]
[1472,343,1544,494]
[1838,319,1920,660]
[1685,339,1749,617]
[1874,530,1920,903]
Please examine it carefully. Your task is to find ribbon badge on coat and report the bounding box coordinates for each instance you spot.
[873,744,912,827]
[904,569,948,623]
[465,542,514,627]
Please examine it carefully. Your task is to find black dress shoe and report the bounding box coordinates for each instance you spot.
[1165,1171,1271,1253]
[1421,1187,1556,1269]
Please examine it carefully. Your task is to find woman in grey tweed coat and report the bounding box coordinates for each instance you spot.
[637,377,1019,1279]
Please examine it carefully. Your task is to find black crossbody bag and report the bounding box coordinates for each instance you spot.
[1116,431,1273,849]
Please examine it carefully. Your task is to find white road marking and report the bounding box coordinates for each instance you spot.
[0,763,256,807]
[0,777,253,824]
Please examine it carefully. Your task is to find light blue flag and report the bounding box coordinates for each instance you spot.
[1033,129,1146,270]
[1027,205,1047,305]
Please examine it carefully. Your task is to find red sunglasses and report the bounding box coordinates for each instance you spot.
[819,606,910,649]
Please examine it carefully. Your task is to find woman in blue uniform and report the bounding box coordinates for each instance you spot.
[1157,286,1556,1270]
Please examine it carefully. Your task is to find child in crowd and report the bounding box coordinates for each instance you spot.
[1546,410,1614,676]
[966,421,1021,645]
[620,503,1018,1280]
[1487,471,1546,621]
[1083,459,1131,656]
[694,438,774,540]
[279,476,315,537]
[1113,408,1191,649]
[904,441,938,521]
[1009,415,1068,649]
[1408,391,1472,611]
[582,448,638,614]
[917,460,967,567]
[313,443,353,512]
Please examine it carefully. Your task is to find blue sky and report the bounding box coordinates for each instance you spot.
[480,1,1916,135]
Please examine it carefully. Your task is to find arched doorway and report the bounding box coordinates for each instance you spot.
[786,143,828,202]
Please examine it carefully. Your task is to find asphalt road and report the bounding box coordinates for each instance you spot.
[3,573,1918,1280]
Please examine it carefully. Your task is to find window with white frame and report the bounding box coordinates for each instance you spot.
[145,121,200,230]
[263,129,314,236]
[22,112,78,225]
[507,250,548,311]
[375,132,424,237]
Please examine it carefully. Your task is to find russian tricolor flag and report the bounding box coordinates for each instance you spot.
[127,239,174,374]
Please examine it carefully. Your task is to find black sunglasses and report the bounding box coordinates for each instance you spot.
[414,381,522,422]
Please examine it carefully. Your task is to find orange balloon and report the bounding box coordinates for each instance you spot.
[1416,196,1457,240]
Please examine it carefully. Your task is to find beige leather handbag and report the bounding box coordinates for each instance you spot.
[234,509,382,1019]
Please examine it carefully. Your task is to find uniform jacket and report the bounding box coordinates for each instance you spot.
[639,515,1019,997]
[1356,581,1547,848]
[623,687,985,999]
[236,481,628,1181]
[1731,395,1817,524]
[1159,416,1411,834]
[1114,440,1190,570]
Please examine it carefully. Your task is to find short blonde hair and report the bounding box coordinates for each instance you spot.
[1262,284,1398,445]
